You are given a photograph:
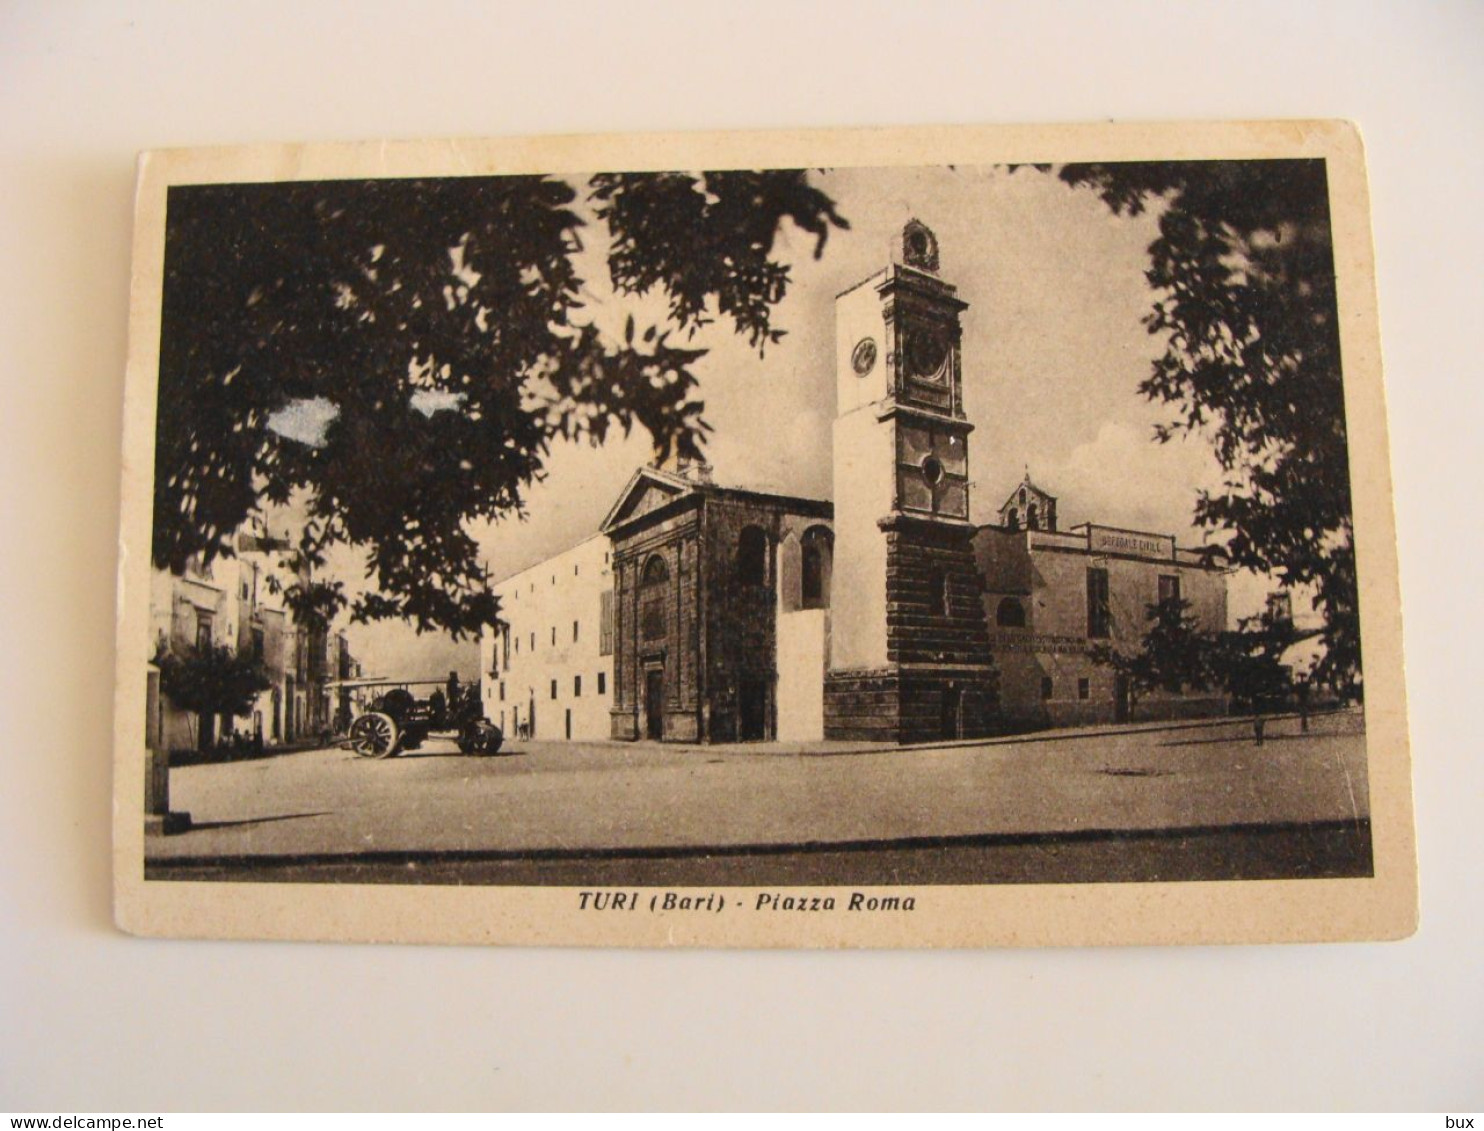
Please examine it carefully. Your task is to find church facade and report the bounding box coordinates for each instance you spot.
[480,221,1229,744]
[598,464,833,743]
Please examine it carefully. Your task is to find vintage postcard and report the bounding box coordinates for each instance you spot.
[113,120,1416,946]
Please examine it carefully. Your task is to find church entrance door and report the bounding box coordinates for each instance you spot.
[739,676,768,741]
[940,686,962,740]
[645,668,665,740]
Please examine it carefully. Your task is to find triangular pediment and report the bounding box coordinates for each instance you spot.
[600,467,696,533]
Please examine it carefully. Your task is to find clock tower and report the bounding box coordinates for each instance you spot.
[823,220,997,742]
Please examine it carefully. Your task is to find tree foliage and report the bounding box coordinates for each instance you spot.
[259,544,349,635]
[1059,160,1358,692]
[1089,597,1218,711]
[1207,615,1303,713]
[591,171,847,350]
[1091,598,1299,714]
[282,575,347,636]
[155,642,272,721]
[155,172,847,637]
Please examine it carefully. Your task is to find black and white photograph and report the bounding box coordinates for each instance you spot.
[113,122,1414,947]
[12,1,1484,1114]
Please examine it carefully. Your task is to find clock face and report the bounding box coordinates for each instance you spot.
[851,337,878,377]
[903,327,949,380]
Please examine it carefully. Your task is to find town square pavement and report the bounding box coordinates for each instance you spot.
[146,710,1369,864]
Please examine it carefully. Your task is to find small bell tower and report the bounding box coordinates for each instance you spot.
[824,220,997,742]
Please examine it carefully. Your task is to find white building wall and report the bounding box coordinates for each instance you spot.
[834,271,890,414]
[980,524,1230,726]
[482,534,615,741]
[776,609,828,741]
[828,408,892,670]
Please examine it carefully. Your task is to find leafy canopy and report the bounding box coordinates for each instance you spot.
[155,643,272,720]
[1091,598,1300,713]
[1208,615,1305,713]
[1059,160,1358,692]
[1089,597,1219,708]
[155,172,847,638]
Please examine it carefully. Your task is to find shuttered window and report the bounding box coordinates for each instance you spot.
[599,589,614,656]
[1087,568,1111,638]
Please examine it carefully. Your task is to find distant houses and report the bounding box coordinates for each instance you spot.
[147,518,358,753]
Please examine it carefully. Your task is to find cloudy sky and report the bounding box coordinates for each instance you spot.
[347,163,1276,676]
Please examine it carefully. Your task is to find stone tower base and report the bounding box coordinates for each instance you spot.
[824,665,998,744]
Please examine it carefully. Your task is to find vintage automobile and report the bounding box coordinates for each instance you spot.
[334,677,503,759]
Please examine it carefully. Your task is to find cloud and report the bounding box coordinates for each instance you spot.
[1046,419,1224,545]
[702,400,831,500]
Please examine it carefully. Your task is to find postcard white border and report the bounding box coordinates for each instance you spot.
[113,120,1416,947]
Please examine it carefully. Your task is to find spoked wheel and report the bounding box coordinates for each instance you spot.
[457,722,504,755]
[348,711,400,759]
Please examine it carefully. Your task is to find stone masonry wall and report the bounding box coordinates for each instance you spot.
[883,519,994,667]
[824,666,998,743]
[703,498,784,742]
[825,517,999,743]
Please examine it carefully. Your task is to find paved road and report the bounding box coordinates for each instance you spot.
[150,823,1372,886]
[147,711,1370,886]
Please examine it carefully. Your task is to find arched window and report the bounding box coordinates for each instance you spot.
[736,526,768,586]
[642,555,669,587]
[996,597,1027,628]
[801,526,833,607]
[928,568,948,616]
[641,555,669,640]
[1027,503,1039,531]
[1006,509,1020,532]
